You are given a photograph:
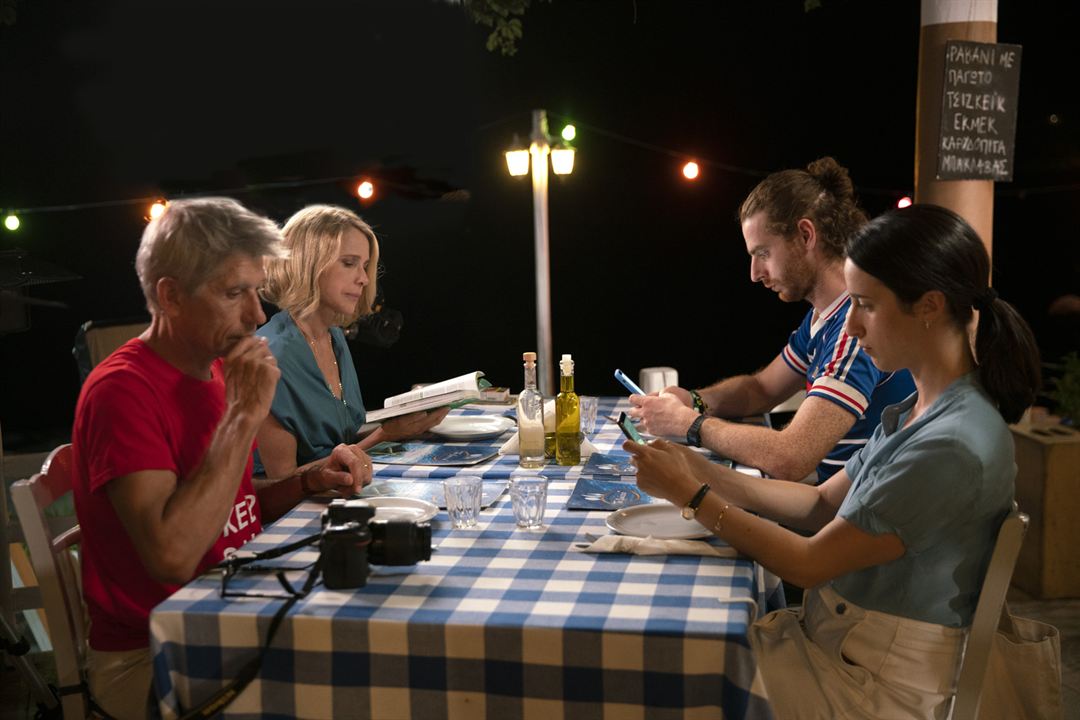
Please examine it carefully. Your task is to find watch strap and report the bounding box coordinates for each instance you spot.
[683,483,711,520]
[686,414,706,447]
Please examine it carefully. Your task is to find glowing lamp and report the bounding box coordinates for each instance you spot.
[550,145,575,175]
[897,196,913,209]
[505,148,530,176]
[357,180,375,200]
[682,161,700,180]
[3,213,20,231]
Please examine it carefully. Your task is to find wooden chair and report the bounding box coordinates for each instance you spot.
[71,317,149,384]
[10,444,89,719]
[949,508,1029,720]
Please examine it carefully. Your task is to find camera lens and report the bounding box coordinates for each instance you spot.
[369,521,432,565]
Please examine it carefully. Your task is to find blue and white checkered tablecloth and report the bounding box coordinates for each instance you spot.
[150,398,779,719]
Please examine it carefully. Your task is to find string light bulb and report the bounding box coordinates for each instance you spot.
[560,124,576,142]
[682,161,700,180]
[897,196,913,209]
[357,180,375,200]
[148,200,167,219]
[3,213,20,231]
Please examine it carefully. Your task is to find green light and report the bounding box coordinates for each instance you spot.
[3,214,19,231]
[561,124,576,142]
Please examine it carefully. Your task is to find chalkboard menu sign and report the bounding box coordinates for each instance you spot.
[937,40,1022,181]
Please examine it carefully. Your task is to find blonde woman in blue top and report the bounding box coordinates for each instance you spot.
[255,205,447,480]
[625,204,1041,718]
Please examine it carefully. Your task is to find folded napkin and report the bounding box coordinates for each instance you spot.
[578,534,738,558]
[499,399,597,457]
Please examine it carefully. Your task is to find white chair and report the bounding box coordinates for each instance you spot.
[949,509,1029,720]
[11,444,89,719]
[763,389,806,430]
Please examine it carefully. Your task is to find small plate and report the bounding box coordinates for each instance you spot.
[363,497,439,523]
[606,503,712,540]
[429,416,516,441]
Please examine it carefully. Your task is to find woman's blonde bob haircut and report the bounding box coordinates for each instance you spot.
[261,205,380,326]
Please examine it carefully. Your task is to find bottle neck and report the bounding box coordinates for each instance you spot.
[523,364,537,390]
[560,373,575,394]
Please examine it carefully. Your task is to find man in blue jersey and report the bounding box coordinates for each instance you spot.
[630,158,913,483]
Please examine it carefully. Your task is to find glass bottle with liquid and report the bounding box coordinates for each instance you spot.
[555,353,581,466]
[517,351,545,468]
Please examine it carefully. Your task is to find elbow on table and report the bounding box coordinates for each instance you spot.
[141,546,202,586]
[760,453,818,484]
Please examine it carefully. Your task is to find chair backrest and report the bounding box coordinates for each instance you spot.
[72,317,149,384]
[950,508,1029,720]
[11,444,88,719]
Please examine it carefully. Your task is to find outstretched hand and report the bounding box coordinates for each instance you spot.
[380,406,451,441]
[623,438,711,507]
[306,443,373,496]
[627,390,699,437]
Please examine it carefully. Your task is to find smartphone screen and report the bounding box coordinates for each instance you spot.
[617,412,646,444]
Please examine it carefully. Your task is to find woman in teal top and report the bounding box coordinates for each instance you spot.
[625,205,1041,718]
[254,205,447,478]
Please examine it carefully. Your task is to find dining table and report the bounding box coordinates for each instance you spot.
[150,397,781,719]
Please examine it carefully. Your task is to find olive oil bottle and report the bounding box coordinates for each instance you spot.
[555,353,581,466]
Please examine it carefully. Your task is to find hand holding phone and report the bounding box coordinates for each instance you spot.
[614,368,646,396]
[616,412,647,444]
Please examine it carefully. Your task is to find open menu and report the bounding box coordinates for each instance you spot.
[365,371,491,423]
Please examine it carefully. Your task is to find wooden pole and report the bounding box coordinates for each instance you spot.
[915,0,998,257]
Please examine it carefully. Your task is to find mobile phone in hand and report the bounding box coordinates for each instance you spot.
[614,368,646,395]
[616,412,647,444]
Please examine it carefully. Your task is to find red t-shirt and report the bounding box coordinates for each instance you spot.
[72,339,262,651]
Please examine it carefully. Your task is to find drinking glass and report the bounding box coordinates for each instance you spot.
[509,473,549,529]
[579,396,599,434]
[443,476,482,528]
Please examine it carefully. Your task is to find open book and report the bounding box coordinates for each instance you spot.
[365,371,491,423]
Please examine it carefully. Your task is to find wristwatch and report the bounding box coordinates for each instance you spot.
[686,414,706,447]
[681,483,712,520]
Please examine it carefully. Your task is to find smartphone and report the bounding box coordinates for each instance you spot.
[613,368,646,396]
[616,412,647,444]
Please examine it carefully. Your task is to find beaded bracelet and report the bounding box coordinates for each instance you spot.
[690,389,709,415]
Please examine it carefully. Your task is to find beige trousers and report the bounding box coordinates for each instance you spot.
[749,584,965,720]
[86,645,153,720]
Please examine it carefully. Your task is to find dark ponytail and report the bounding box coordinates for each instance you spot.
[846,204,1040,423]
[973,295,1041,422]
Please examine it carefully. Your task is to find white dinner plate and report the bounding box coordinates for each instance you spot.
[363,497,439,523]
[428,415,516,441]
[605,503,712,540]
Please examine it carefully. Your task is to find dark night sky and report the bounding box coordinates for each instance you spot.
[1,0,1078,448]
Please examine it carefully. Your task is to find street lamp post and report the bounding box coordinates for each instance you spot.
[505,108,574,396]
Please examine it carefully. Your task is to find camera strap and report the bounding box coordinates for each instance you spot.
[176,537,325,720]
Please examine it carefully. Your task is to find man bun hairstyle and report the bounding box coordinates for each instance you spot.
[739,156,868,259]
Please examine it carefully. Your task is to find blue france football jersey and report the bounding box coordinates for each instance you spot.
[780,292,915,482]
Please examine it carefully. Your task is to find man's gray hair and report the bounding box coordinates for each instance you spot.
[135,197,287,312]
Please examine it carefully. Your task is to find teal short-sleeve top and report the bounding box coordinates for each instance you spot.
[253,311,366,475]
[831,374,1015,627]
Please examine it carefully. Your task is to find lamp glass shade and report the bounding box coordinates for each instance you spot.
[505,149,530,176]
[550,147,575,175]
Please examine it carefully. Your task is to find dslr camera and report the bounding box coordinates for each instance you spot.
[320,498,432,589]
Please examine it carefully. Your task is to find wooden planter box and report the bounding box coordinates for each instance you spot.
[1010,422,1080,599]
